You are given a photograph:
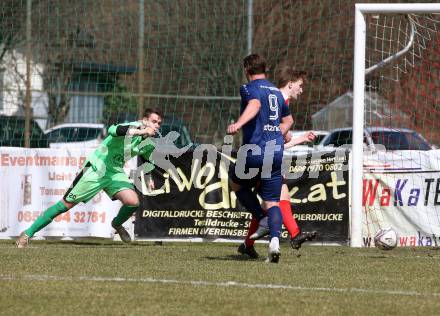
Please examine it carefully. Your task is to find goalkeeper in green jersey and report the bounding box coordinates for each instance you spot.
[16,108,163,248]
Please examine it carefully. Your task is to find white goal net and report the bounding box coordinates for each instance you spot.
[352,4,440,247]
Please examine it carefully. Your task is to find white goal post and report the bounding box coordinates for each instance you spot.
[351,3,440,247]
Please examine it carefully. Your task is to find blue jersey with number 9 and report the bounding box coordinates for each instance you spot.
[239,79,288,149]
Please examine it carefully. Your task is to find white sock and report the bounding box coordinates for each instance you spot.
[269,237,280,251]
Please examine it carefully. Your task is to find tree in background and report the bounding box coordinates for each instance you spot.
[103,81,138,125]
[0,0,25,63]
[30,1,138,126]
[2,0,438,145]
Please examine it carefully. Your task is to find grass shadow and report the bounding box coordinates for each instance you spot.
[204,254,264,262]
[30,239,159,248]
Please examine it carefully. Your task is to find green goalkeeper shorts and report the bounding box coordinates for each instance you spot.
[63,162,134,204]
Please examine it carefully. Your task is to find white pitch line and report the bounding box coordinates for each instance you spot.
[0,274,439,298]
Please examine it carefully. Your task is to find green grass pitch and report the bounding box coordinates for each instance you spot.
[1,239,440,316]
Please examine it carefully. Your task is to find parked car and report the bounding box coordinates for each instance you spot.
[113,114,194,149]
[284,130,329,155]
[319,127,433,151]
[0,115,49,148]
[45,123,107,148]
[43,116,195,170]
[290,130,329,146]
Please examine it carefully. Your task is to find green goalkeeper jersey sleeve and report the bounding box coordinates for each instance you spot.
[85,121,156,174]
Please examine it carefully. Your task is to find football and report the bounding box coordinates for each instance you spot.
[374,228,397,250]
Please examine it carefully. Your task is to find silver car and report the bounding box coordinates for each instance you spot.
[319,127,433,151]
[45,123,106,148]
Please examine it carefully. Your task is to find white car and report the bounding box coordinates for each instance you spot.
[318,127,440,172]
[283,130,329,155]
[319,127,433,151]
[45,123,107,148]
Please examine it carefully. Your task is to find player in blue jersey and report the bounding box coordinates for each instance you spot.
[227,54,291,263]
[239,67,317,259]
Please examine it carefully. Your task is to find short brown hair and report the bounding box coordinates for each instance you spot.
[276,66,307,88]
[143,108,163,119]
[243,54,267,75]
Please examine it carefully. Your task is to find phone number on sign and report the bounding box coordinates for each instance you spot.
[17,211,106,223]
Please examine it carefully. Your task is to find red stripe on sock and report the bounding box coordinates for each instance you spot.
[245,217,259,247]
[280,200,300,239]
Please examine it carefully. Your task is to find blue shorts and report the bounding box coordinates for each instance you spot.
[230,153,282,202]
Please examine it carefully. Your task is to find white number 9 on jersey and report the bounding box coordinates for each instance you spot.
[268,94,279,121]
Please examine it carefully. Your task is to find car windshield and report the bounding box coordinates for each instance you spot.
[314,134,327,145]
[47,127,101,142]
[324,130,354,147]
[302,134,326,147]
[290,132,327,147]
[370,131,432,150]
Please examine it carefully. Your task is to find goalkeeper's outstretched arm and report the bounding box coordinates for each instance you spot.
[108,123,156,137]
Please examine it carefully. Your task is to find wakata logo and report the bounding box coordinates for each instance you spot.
[363,231,440,247]
[362,178,440,207]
